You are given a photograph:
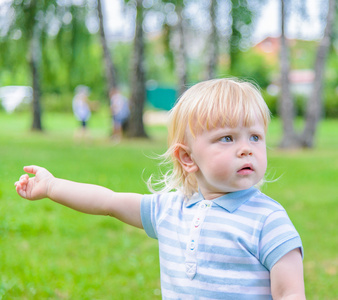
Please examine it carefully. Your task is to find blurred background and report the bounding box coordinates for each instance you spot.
[0,0,337,146]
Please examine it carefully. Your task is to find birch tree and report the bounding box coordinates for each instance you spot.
[173,2,188,96]
[205,0,218,80]
[279,0,299,148]
[11,0,47,131]
[97,0,118,104]
[301,0,336,147]
[278,0,336,148]
[127,0,148,137]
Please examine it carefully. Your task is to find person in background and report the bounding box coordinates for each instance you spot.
[72,85,91,138]
[109,88,130,142]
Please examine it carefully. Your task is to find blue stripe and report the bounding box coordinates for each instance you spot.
[198,243,254,257]
[158,233,187,249]
[263,237,303,269]
[198,259,268,272]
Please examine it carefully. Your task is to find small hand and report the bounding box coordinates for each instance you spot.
[15,166,54,200]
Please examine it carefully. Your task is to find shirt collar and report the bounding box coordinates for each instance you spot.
[185,187,258,213]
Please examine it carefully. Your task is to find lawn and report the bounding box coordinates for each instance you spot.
[0,110,337,299]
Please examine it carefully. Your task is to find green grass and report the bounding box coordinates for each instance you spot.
[0,110,337,299]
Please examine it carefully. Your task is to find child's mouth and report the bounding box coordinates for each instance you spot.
[237,164,254,175]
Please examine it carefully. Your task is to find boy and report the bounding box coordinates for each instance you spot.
[15,78,305,299]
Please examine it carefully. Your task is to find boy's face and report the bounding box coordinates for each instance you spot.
[185,115,267,200]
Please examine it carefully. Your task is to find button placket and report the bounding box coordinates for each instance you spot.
[185,200,211,280]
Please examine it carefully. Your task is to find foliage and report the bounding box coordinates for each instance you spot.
[0,1,337,119]
[262,90,338,119]
[0,39,30,86]
[289,39,318,70]
[0,1,105,97]
[0,110,337,299]
[229,0,253,67]
[224,50,273,88]
[145,35,176,86]
[324,91,338,118]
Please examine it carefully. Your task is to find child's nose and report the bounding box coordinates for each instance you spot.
[237,143,253,157]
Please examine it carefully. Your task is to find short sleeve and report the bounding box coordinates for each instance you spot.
[259,210,303,270]
[141,194,158,239]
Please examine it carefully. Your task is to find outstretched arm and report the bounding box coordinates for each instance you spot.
[270,248,306,299]
[15,165,143,228]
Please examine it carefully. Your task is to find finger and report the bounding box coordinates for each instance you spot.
[17,180,27,191]
[19,174,29,181]
[16,184,27,198]
[15,182,23,193]
[23,165,41,175]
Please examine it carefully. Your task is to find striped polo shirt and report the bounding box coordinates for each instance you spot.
[141,187,303,299]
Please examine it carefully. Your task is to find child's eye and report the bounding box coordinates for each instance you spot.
[250,135,260,142]
[220,136,233,143]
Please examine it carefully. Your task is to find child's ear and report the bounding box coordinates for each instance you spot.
[174,144,198,173]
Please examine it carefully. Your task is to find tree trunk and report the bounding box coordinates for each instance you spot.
[174,5,187,97]
[278,0,300,148]
[97,0,118,105]
[127,0,148,138]
[30,27,42,131]
[206,0,218,80]
[301,0,335,148]
[229,1,239,74]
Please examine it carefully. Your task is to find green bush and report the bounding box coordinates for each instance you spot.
[324,90,338,118]
[261,89,278,116]
[261,89,338,118]
[43,93,73,113]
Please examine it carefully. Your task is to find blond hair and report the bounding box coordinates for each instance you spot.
[148,78,271,197]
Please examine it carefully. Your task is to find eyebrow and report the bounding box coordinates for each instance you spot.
[207,124,265,137]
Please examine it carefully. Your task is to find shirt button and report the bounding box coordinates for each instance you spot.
[194,218,201,227]
[200,203,206,209]
[190,240,195,251]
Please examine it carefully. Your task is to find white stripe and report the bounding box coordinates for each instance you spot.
[200,250,260,265]
[161,288,194,300]
[240,204,273,215]
[264,210,288,226]
[159,240,186,257]
[197,267,270,280]
[207,209,264,225]
[160,256,186,273]
[261,224,295,247]
[157,226,188,243]
[253,194,281,207]
[165,213,192,228]
[199,234,257,251]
